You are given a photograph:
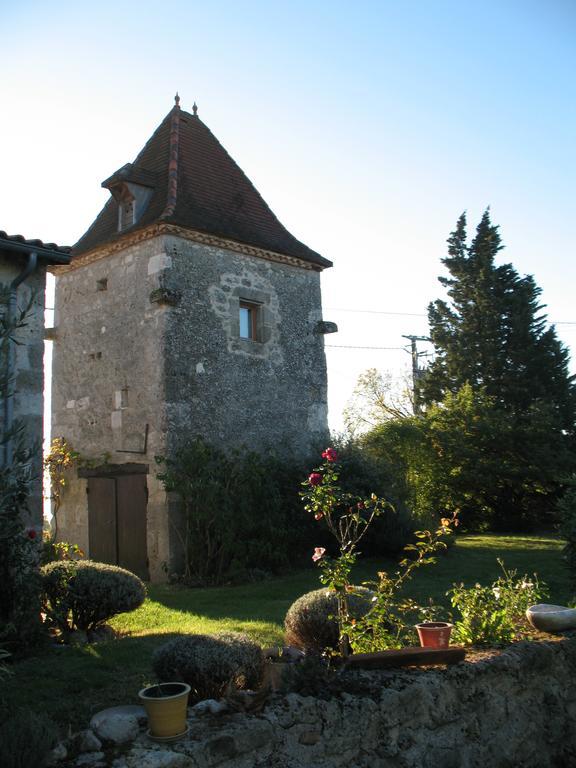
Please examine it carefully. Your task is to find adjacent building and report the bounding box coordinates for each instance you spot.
[0,232,70,526]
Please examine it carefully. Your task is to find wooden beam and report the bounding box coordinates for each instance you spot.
[340,646,466,670]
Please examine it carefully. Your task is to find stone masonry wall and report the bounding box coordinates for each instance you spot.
[65,638,576,768]
[0,256,47,527]
[52,238,170,577]
[52,234,330,579]
[108,638,576,768]
[162,235,329,458]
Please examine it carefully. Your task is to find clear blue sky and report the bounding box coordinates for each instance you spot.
[1,0,575,430]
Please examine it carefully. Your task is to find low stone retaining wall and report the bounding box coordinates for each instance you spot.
[64,636,576,768]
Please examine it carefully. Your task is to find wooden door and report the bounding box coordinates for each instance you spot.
[116,474,148,580]
[87,472,149,580]
[87,477,117,564]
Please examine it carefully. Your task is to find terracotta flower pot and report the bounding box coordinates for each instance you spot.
[415,622,453,648]
[138,682,191,741]
[262,661,290,692]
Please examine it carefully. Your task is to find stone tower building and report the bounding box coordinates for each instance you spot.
[52,97,333,581]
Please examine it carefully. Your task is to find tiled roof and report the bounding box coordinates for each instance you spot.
[0,231,71,263]
[73,103,331,269]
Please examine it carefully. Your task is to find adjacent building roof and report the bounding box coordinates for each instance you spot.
[0,231,71,264]
[74,99,331,269]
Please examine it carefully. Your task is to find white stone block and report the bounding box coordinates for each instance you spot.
[148,253,172,274]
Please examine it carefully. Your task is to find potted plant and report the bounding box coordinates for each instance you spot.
[262,646,305,691]
[138,682,191,741]
[415,621,453,648]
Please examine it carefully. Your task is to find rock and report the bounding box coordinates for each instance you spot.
[73,729,102,753]
[75,752,106,767]
[90,705,146,745]
[46,742,68,765]
[125,748,195,767]
[191,698,228,715]
[526,604,576,633]
[299,730,322,745]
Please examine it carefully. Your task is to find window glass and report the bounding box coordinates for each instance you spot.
[239,305,252,339]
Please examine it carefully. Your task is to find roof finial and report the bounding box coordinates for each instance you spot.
[192,101,198,116]
[174,92,180,108]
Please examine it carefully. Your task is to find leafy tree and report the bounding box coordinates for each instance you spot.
[343,368,413,436]
[363,384,574,531]
[421,210,576,434]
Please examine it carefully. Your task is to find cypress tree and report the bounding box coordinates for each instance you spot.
[421,210,576,435]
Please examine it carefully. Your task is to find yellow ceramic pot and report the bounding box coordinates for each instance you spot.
[138,682,191,740]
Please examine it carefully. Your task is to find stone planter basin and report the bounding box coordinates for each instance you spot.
[526,604,576,633]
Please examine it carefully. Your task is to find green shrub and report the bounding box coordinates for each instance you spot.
[284,587,374,652]
[156,438,313,585]
[41,560,146,635]
[152,631,263,702]
[328,438,416,556]
[448,559,547,646]
[0,709,58,768]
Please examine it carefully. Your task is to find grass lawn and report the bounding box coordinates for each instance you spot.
[1,533,570,733]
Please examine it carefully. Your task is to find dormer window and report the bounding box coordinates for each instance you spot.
[101,164,157,234]
[119,197,135,231]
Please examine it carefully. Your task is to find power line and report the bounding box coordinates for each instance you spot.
[325,344,406,350]
[325,307,576,326]
[326,307,427,317]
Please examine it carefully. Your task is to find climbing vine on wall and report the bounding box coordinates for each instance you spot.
[44,437,109,538]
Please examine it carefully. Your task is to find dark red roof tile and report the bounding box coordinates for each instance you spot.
[73,105,330,269]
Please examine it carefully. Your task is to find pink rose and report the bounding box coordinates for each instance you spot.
[322,448,338,462]
[312,547,326,562]
[308,472,322,486]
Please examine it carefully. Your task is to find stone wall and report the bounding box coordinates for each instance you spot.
[163,235,329,458]
[52,237,169,578]
[52,233,330,579]
[79,637,576,768]
[0,255,47,527]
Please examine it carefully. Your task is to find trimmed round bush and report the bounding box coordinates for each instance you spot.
[284,587,374,651]
[41,560,146,634]
[153,631,264,702]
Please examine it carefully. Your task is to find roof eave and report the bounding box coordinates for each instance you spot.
[0,235,71,265]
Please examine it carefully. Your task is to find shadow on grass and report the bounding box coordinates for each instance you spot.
[0,633,185,734]
[6,533,568,733]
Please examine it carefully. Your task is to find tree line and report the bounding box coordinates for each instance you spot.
[352,210,576,532]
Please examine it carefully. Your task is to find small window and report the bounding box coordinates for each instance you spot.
[119,198,135,231]
[239,301,259,340]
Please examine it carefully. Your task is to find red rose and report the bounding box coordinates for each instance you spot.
[314,512,324,521]
[308,472,322,486]
[321,448,338,463]
[26,528,37,540]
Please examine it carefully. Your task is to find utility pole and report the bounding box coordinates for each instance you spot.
[402,335,430,415]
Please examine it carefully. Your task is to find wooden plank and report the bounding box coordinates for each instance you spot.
[87,477,117,565]
[116,474,149,580]
[341,646,466,670]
